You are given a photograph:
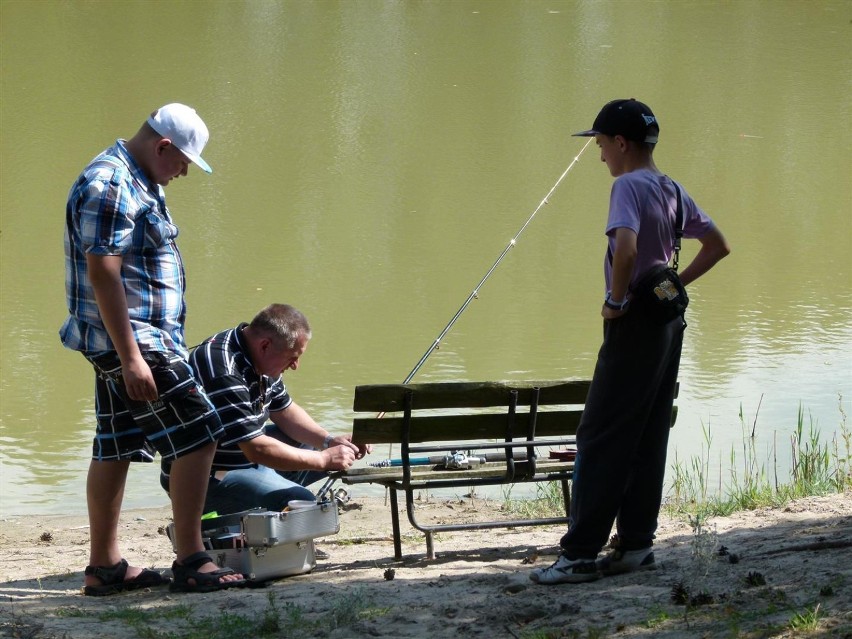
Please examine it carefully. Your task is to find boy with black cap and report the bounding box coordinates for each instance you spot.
[530,99,730,585]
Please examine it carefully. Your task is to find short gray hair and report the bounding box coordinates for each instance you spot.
[249,304,311,349]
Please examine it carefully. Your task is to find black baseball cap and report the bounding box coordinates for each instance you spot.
[573,98,659,144]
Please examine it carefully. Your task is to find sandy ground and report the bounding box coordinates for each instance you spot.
[0,490,850,638]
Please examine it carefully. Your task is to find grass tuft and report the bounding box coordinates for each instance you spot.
[502,480,566,518]
[666,396,851,519]
[788,603,821,632]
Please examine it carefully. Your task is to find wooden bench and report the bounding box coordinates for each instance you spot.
[336,379,679,560]
[336,380,589,560]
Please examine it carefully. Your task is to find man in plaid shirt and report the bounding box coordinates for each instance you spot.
[61,104,243,594]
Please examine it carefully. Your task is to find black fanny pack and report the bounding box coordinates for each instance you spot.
[630,264,688,323]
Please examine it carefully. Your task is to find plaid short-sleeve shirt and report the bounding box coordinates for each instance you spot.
[60,140,188,357]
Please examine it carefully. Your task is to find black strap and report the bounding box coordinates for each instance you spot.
[607,177,684,272]
[672,181,684,271]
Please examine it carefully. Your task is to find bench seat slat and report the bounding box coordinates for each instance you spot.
[340,460,575,485]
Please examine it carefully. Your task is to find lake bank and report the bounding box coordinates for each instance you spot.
[1,492,850,638]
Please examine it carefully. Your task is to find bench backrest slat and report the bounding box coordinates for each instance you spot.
[353,380,591,412]
[351,379,678,445]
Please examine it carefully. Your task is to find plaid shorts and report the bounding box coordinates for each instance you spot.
[85,351,224,462]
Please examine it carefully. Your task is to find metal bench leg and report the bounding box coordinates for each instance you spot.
[389,488,402,561]
[403,488,436,560]
[561,478,571,518]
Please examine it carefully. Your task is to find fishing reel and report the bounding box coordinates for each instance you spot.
[441,451,485,470]
[314,476,350,506]
[368,450,486,469]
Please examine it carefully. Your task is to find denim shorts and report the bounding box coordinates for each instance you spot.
[86,351,224,462]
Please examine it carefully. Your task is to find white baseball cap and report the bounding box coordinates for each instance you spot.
[147,103,212,173]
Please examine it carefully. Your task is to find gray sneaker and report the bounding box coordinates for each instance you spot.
[596,547,656,575]
[529,554,600,585]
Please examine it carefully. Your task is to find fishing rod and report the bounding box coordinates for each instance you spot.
[399,138,593,385]
[316,140,593,504]
[370,448,576,469]
[375,139,593,468]
[369,451,528,470]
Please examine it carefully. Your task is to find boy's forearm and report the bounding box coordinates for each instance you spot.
[680,227,731,287]
[610,253,635,301]
[610,228,638,301]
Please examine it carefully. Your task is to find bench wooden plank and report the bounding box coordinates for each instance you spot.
[352,407,679,445]
[353,380,591,412]
[352,410,582,444]
[341,460,575,484]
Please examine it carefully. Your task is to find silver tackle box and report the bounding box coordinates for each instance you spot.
[242,502,339,546]
[166,502,338,582]
[210,540,316,581]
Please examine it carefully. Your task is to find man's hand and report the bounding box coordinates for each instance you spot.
[122,354,158,401]
[329,434,373,460]
[321,444,357,470]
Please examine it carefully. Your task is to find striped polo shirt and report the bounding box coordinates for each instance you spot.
[189,323,293,470]
[60,140,188,357]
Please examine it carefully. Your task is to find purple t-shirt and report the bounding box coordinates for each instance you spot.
[604,169,714,291]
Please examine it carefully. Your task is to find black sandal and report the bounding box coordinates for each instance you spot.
[169,551,246,593]
[83,558,169,596]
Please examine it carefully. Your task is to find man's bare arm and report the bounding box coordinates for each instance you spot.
[86,253,157,401]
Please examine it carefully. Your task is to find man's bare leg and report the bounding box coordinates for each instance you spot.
[169,441,243,584]
[85,459,148,588]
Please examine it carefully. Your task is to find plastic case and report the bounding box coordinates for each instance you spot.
[242,502,339,546]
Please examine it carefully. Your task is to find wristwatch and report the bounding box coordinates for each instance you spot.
[604,292,630,311]
[322,434,335,450]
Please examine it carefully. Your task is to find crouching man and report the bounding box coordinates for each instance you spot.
[161,304,371,517]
